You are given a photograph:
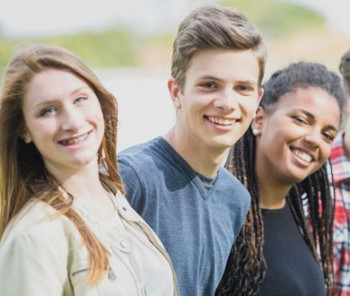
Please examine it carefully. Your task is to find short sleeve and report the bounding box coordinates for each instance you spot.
[118,158,144,209]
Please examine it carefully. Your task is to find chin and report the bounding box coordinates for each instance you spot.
[290,173,309,184]
[210,136,238,149]
[71,154,98,167]
[209,141,231,150]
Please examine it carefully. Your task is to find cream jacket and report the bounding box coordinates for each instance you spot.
[0,192,178,296]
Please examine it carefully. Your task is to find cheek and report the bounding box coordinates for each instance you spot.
[97,110,105,127]
[319,144,332,163]
[26,118,57,143]
[30,127,54,145]
[181,97,201,115]
[259,128,286,154]
[239,100,260,122]
[309,144,332,175]
[88,103,104,123]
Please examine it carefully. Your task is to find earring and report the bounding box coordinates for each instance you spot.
[252,129,260,136]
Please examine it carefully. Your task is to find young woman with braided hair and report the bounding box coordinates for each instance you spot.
[216,62,345,296]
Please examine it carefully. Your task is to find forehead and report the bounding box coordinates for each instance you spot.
[271,87,341,125]
[185,48,260,84]
[25,69,88,100]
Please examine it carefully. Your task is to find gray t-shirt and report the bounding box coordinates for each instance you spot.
[118,137,250,296]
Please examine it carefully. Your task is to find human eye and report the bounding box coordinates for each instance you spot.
[74,96,88,104]
[235,84,255,95]
[199,81,218,90]
[39,106,57,117]
[291,115,307,124]
[322,131,335,142]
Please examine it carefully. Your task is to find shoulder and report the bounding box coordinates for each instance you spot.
[118,137,174,175]
[119,139,157,167]
[219,167,249,192]
[0,200,78,250]
[215,168,251,211]
[119,138,159,158]
[0,201,82,295]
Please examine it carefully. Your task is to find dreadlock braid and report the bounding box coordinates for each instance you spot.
[216,129,266,296]
[299,165,334,291]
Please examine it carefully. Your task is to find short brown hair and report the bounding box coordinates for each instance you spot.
[171,5,267,91]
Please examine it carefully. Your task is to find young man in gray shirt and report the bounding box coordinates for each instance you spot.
[118,5,266,296]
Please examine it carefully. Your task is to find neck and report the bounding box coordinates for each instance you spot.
[61,173,105,200]
[164,128,228,178]
[254,143,293,209]
[47,160,104,199]
[257,169,292,209]
[258,182,290,209]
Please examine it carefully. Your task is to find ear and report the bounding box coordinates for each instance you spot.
[21,129,33,144]
[251,106,266,135]
[167,78,181,109]
[258,87,264,104]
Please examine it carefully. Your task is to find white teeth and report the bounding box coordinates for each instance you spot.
[208,117,233,125]
[292,149,312,162]
[61,134,88,145]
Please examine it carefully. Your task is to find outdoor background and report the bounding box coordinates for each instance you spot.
[1,0,349,150]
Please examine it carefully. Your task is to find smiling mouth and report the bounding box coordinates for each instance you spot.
[291,148,312,163]
[207,116,234,126]
[59,132,90,146]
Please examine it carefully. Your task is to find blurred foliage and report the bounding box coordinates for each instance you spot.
[0,37,17,71]
[41,28,138,67]
[220,0,325,38]
[0,27,138,72]
[0,0,329,72]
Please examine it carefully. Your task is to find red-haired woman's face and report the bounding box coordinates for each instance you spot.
[22,69,105,179]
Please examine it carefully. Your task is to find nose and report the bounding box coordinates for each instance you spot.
[303,129,322,148]
[213,89,238,111]
[61,106,83,131]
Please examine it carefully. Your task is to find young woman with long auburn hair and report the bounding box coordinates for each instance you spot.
[0,44,178,296]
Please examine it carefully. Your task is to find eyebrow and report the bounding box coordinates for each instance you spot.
[196,75,258,86]
[299,109,338,132]
[31,86,90,111]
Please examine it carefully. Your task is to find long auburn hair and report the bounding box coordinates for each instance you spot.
[216,62,345,295]
[0,44,124,284]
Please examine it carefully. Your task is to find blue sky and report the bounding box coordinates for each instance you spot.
[0,0,349,37]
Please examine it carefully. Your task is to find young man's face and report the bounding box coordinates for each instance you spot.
[168,48,263,153]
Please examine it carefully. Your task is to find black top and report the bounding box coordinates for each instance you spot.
[257,203,326,296]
